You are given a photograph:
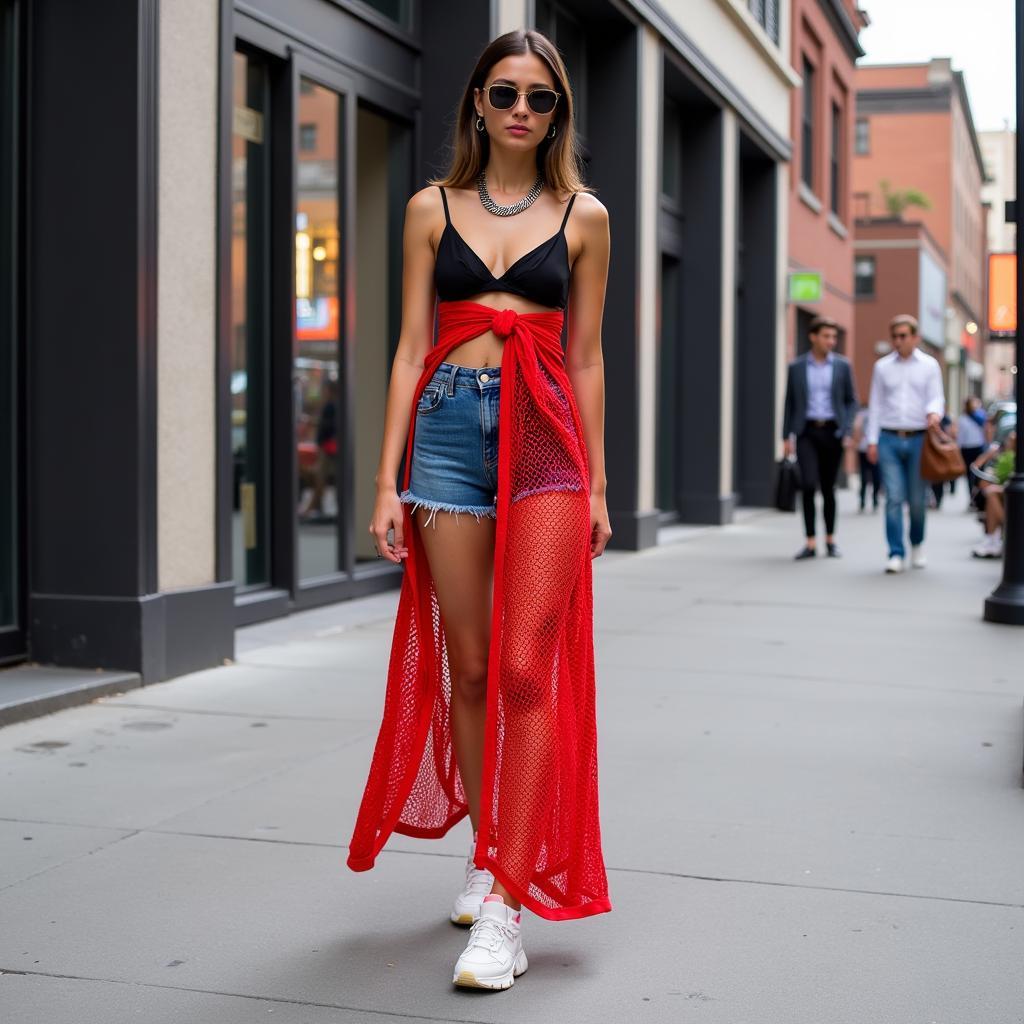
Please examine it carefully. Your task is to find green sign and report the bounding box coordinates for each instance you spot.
[789,271,823,303]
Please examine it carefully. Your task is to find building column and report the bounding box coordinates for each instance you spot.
[718,109,739,515]
[492,0,527,35]
[675,106,735,524]
[634,25,661,537]
[27,0,232,681]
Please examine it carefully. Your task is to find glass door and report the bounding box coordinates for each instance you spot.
[0,0,23,662]
[656,253,682,517]
[295,76,342,581]
[231,49,273,589]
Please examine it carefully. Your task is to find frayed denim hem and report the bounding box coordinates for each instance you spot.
[399,489,497,529]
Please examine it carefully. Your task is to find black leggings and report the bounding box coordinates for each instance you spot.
[797,426,843,538]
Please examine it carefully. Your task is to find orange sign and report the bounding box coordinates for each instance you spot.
[988,253,1017,334]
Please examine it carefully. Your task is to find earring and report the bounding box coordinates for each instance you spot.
[476,116,485,132]
[547,123,557,139]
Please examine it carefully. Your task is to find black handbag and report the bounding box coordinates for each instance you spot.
[775,457,802,512]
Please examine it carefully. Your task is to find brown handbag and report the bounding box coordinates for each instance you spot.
[919,425,967,483]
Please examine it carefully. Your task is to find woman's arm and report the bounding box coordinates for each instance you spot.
[564,193,612,558]
[369,187,442,563]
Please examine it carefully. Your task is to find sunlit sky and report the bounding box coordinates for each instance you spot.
[859,0,1017,132]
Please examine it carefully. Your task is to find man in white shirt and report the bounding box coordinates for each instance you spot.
[866,314,946,573]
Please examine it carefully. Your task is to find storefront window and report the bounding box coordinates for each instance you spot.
[232,51,273,589]
[295,78,341,581]
[359,0,413,27]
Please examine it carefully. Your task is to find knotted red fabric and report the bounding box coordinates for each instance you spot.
[347,299,611,921]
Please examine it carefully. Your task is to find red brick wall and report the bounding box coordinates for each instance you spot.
[787,0,859,362]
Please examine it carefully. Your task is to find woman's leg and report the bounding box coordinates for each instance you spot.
[414,509,496,835]
[986,486,1005,534]
[489,489,590,910]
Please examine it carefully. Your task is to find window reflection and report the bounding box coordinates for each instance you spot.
[231,51,271,588]
[295,78,340,580]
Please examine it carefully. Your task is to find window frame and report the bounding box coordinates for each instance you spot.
[854,255,876,299]
[801,56,816,191]
[830,100,842,217]
[854,116,869,156]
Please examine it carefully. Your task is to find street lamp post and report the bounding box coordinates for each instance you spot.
[984,0,1024,624]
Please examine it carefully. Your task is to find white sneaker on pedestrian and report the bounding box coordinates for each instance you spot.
[885,555,904,574]
[453,897,528,990]
[910,546,927,569]
[451,833,494,925]
[973,534,1003,559]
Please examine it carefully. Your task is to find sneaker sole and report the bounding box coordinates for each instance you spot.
[453,951,528,990]
[450,912,476,926]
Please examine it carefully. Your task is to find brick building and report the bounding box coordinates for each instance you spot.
[852,58,988,407]
[787,0,867,361]
[852,218,949,402]
[979,126,1018,399]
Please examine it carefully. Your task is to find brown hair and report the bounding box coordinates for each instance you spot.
[809,316,839,335]
[889,314,919,335]
[427,30,591,197]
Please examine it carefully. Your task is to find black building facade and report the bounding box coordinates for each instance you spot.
[3,0,794,683]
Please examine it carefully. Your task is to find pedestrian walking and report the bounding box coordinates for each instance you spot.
[958,396,988,508]
[349,29,612,992]
[865,314,946,573]
[853,404,881,513]
[781,316,859,559]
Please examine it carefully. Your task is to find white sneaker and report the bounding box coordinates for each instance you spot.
[910,546,927,569]
[453,898,528,990]
[885,555,904,574]
[451,834,494,925]
[973,535,1003,559]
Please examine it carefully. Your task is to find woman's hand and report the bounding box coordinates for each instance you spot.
[589,492,612,558]
[369,489,409,563]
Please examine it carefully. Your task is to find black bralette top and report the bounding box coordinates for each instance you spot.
[434,185,577,311]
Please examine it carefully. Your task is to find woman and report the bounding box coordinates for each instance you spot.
[346,29,612,991]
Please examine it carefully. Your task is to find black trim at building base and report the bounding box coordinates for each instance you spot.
[677,492,736,525]
[30,582,235,684]
[608,509,660,551]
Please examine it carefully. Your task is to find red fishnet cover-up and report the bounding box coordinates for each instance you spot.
[346,299,611,921]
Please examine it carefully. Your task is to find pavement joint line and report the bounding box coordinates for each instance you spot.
[1,820,1020,912]
[0,827,143,897]
[692,595,1005,618]
[0,969,497,1024]
[91,701,371,724]
[140,731,376,834]
[594,661,1019,697]
[232,662,383,674]
[607,864,1024,910]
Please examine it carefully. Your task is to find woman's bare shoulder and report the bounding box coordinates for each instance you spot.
[405,183,446,218]
[568,190,609,226]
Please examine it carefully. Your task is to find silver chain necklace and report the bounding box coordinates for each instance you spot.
[475,171,544,217]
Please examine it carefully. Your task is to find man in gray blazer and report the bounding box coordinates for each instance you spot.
[782,316,859,559]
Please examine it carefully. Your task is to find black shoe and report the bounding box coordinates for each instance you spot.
[826,542,841,558]
[794,546,816,560]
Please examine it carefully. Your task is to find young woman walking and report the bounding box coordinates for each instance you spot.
[346,28,612,991]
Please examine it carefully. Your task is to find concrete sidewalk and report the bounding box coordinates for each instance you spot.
[2,490,1023,1023]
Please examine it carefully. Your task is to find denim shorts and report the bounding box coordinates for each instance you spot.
[400,361,503,525]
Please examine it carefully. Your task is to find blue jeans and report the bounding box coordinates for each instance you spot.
[877,430,926,557]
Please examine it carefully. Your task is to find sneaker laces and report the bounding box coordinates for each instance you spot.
[465,914,517,953]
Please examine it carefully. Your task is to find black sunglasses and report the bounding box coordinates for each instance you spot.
[486,83,561,116]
